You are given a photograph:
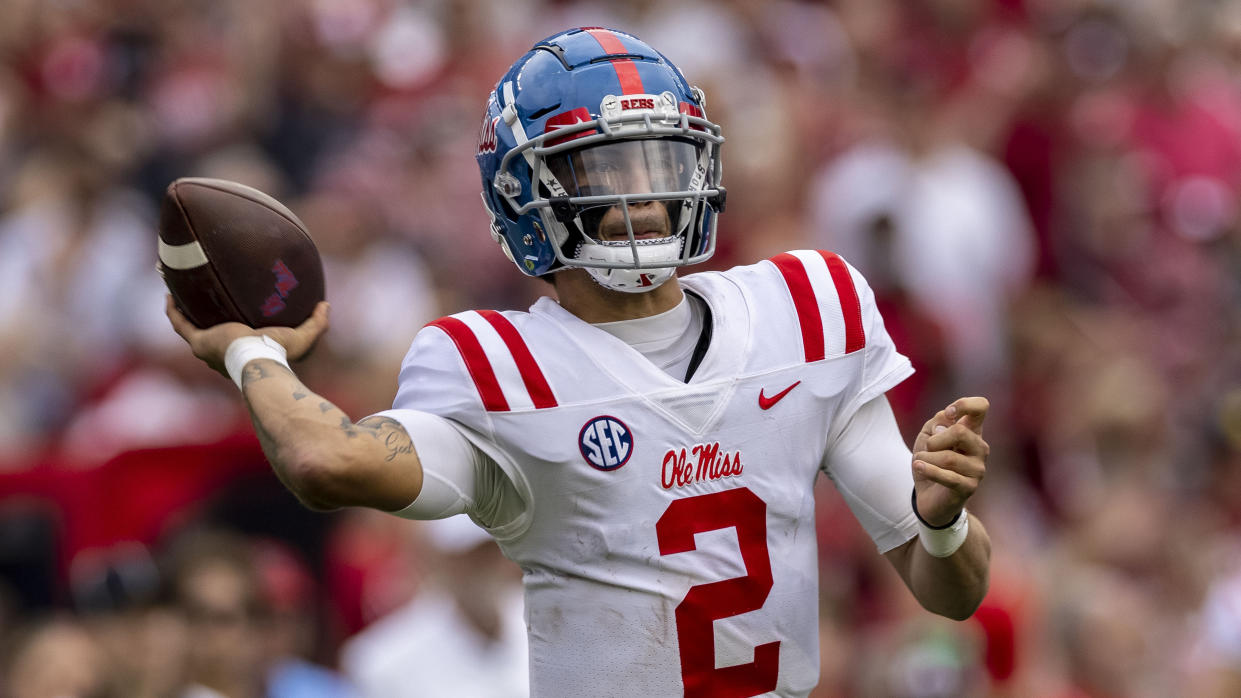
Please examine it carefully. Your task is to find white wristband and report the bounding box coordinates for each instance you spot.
[917,510,970,558]
[224,335,290,390]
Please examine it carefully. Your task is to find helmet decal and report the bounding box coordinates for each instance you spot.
[581,28,645,94]
[477,115,500,156]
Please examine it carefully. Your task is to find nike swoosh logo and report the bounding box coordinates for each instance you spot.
[759,381,801,410]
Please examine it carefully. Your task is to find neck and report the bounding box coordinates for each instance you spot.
[553,269,684,323]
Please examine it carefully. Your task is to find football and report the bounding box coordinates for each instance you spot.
[157,177,325,329]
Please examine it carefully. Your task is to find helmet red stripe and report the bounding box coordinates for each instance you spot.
[428,316,510,411]
[769,253,826,362]
[819,251,865,354]
[478,310,558,409]
[585,28,645,95]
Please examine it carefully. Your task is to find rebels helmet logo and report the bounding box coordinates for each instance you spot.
[620,97,654,110]
[477,115,500,155]
[579,416,633,471]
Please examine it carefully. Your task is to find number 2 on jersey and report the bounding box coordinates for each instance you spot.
[656,487,779,697]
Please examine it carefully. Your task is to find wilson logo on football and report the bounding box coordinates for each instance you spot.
[661,442,743,490]
[477,115,500,155]
[579,416,633,471]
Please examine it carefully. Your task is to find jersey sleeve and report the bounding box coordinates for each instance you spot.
[383,324,534,538]
[392,322,493,420]
[765,249,913,420]
[839,254,914,418]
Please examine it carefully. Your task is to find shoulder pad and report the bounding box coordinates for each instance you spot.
[395,310,558,415]
[765,250,869,362]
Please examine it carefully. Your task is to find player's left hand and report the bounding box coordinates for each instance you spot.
[911,396,989,527]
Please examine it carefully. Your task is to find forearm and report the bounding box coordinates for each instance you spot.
[163,301,419,509]
[238,359,419,510]
[237,358,347,505]
[902,513,991,620]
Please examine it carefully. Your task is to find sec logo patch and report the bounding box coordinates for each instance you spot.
[579,416,633,471]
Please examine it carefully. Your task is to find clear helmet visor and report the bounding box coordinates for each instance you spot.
[546,138,702,241]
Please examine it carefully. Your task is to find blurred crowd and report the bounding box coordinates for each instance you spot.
[1,0,1240,695]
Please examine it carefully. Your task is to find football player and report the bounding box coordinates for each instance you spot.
[167,28,992,697]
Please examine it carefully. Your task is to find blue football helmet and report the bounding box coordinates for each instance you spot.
[476,27,725,292]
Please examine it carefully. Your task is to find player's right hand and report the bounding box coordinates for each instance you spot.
[253,300,330,361]
[166,295,330,376]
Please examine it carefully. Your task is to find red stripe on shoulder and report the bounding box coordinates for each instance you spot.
[478,310,557,409]
[427,316,509,412]
[585,28,644,95]
[819,251,865,353]
[769,253,825,362]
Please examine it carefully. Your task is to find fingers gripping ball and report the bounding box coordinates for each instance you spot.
[157,178,325,329]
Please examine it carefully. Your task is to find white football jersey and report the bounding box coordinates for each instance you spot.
[388,250,913,697]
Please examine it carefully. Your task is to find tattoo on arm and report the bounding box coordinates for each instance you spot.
[241,362,270,386]
[383,430,414,462]
[292,390,308,400]
[340,416,359,438]
[357,416,415,462]
[241,359,292,387]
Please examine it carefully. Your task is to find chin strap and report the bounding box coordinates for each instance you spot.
[586,266,677,293]
[576,236,683,292]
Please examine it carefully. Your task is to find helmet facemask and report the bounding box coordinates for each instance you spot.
[547,138,698,291]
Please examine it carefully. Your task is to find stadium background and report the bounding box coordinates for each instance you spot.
[1,0,1240,695]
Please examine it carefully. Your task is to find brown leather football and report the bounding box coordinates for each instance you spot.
[158,178,325,329]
